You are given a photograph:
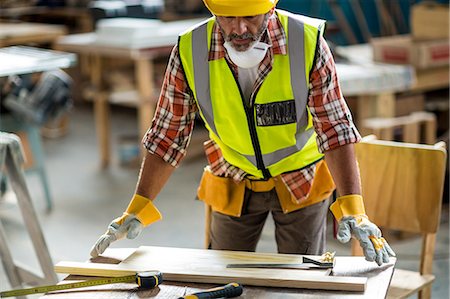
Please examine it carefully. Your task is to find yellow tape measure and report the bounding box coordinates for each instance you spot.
[0,271,163,298]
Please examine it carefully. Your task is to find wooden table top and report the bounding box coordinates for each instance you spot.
[41,247,395,299]
[0,22,66,47]
[0,46,76,77]
[55,32,175,60]
[55,18,204,59]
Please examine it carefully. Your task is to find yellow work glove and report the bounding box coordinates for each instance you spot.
[330,194,396,266]
[90,194,162,257]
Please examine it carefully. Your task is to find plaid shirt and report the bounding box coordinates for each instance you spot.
[143,12,361,202]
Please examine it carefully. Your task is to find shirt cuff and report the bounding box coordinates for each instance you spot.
[142,132,186,168]
[316,123,362,153]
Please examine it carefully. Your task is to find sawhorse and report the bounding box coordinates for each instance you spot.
[0,132,57,297]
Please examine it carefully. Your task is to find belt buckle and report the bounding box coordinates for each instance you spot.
[246,175,269,182]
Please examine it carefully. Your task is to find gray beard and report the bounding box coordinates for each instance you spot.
[219,14,270,52]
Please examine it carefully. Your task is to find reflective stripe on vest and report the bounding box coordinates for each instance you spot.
[192,22,217,135]
[180,10,325,177]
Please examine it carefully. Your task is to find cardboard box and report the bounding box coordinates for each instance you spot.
[411,3,449,41]
[371,35,449,69]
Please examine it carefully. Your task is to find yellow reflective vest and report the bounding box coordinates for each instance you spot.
[179,10,326,179]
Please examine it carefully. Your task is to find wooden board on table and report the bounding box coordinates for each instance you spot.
[55,246,368,292]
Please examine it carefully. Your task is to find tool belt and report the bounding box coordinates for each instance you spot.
[197,160,335,217]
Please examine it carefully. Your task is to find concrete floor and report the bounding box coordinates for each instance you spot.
[0,103,449,298]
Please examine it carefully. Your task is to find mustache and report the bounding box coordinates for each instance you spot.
[227,32,257,42]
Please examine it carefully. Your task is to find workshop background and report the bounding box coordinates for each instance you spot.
[0,0,449,298]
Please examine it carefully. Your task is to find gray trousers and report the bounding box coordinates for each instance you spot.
[210,188,329,254]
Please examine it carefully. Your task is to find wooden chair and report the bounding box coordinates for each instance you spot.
[353,135,447,299]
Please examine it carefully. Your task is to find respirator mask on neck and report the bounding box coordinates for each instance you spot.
[223,41,270,69]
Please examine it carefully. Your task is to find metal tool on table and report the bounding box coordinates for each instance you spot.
[0,271,163,298]
[178,282,243,299]
[226,251,336,270]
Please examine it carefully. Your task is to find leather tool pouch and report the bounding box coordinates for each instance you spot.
[197,167,246,217]
[197,161,336,216]
[276,160,336,214]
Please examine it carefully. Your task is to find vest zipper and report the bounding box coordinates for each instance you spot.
[247,93,271,179]
[229,64,271,179]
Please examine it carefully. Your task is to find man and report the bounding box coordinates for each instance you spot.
[91,0,395,266]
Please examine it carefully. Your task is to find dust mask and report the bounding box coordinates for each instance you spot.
[223,41,270,69]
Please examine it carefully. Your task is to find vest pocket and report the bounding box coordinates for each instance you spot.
[197,168,246,217]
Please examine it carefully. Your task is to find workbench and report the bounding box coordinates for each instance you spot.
[41,247,396,298]
[0,46,76,77]
[1,6,93,33]
[55,21,199,168]
[0,22,67,47]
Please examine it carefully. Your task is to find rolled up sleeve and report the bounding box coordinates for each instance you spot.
[142,45,198,167]
[308,36,361,153]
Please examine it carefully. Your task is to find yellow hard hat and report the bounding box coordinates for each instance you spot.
[203,0,278,17]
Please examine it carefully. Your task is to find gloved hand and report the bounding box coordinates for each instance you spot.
[90,194,162,257]
[330,194,395,266]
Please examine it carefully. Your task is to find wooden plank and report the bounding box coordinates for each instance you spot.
[55,262,137,277]
[55,261,365,291]
[55,246,368,292]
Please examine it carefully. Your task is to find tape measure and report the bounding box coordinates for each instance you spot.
[0,271,163,298]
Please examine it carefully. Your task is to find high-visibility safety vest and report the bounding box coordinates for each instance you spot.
[179,10,326,179]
